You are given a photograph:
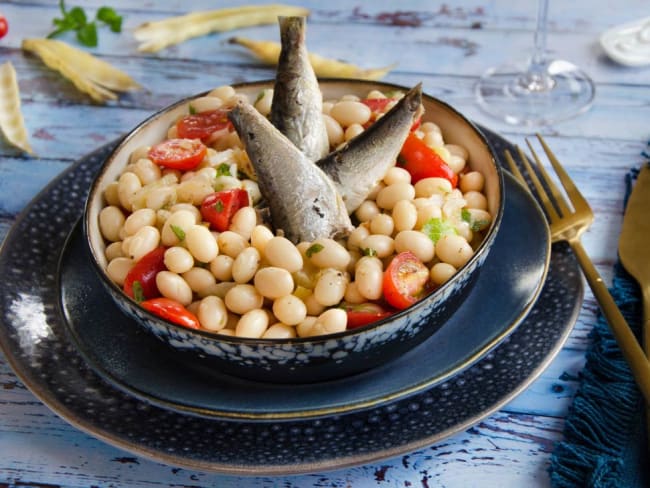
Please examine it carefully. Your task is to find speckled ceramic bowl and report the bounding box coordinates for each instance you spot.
[84,80,504,384]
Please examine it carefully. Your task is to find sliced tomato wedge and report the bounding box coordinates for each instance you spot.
[361,98,394,113]
[123,247,166,301]
[382,251,430,310]
[200,189,250,232]
[148,138,207,170]
[398,133,458,186]
[140,297,201,330]
[176,108,232,141]
[342,302,394,329]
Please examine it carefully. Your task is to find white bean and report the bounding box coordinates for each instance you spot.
[343,281,366,304]
[197,295,228,331]
[124,208,156,236]
[169,203,201,222]
[376,182,415,210]
[129,145,151,164]
[253,89,273,116]
[185,224,219,263]
[463,191,488,210]
[254,267,294,299]
[176,178,213,205]
[465,208,492,231]
[355,200,380,223]
[459,171,485,193]
[360,234,394,258]
[117,172,142,212]
[347,225,370,251]
[423,131,444,148]
[420,121,441,134]
[106,257,133,286]
[161,210,197,247]
[241,180,261,204]
[128,226,160,262]
[156,271,193,306]
[344,123,364,141]
[145,186,176,211]
[435,234,474,268]
[99,206,125,242]
[330,101,371,127]
[430,262,457,285]
[164,246,194,274]
[232,247,260,283]
[392,200,417,231]
[394,230,435,263]
[370,213,394,236]
[105,241,124,261]
[209,254,234,281]
[354,256,383,300]
[103,182,120,207]
[296,316,318,338]
[262,323,297,339]
[414,177,453,198]
[235,309,269,338]
[303,291,325,316]
[132,158,161,185]
[250,225,274,254]
[217,231,248,258]
[224,284,263,314]
[191,96,223,113]
[182,267,216,294]
[272,295,307,325]
[229,206,257,240]
[312,308,347,335]
[307,238,351,270]
[416,204,442,229]
[323,114,344,147]
[264,236,303,272]
[383,166,411,185]
[447,155,466,174]
[445,144,469,160]
[209,85,236,101]
[313,269,348,306]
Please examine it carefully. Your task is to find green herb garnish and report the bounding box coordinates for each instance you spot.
[132,281,145,303]
[362,247,378,257]
[214,200,224,213]
[306,243,324,257]
[422,217,457,244]
[48,0,123,47]
[461,208,489,231]
[215,163,232,177]
[188,104,197,115]
[461,208,472,223]
[254,91,266,104]
[170,224,186,241]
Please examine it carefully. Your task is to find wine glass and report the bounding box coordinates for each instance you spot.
[475,0,595,126]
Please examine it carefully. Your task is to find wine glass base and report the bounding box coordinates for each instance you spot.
[475,59,595,126]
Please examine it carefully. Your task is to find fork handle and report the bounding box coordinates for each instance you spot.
[570,240,650,402]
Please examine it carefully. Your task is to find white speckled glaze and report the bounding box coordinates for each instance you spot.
[84,80,504,383]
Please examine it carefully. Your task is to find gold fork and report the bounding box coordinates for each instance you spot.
[504,134,650,403]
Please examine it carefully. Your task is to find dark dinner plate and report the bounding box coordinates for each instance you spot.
[0,132,584,474]
[59,167,548,421]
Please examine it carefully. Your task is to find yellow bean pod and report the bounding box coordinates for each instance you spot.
[134,4,311,52]
[21,38,142,103]
[229,37,395,80]
[0,62,34,154]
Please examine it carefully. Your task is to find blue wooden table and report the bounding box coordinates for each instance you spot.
[1,1,649,486]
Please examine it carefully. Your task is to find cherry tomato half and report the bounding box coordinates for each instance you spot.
[0,15,8,39]
[361,98,394,113]
[123,247,166,301]
[148,138,207,170]
[140,298,201,330]
[342,302,394,329]
[382,251,430,310]
[176,109,232,141]
[200,189,250,232]
[398,132,458,186]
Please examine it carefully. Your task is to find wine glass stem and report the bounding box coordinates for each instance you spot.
[520,0,555,92]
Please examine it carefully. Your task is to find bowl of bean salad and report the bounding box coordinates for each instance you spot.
[84,79,504,384]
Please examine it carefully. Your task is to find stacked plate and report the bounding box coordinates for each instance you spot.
[0,130,582,475]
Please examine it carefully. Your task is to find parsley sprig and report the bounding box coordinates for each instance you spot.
[48,0,123,47]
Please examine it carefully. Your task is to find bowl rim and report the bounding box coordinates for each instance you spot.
[84,78,505,346]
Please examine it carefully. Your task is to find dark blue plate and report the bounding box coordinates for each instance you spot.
[0,132,583,474]
[59,169,549,421]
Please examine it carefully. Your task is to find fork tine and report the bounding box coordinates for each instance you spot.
[503,149,527,185]
[535,134,590,214]
[525,139,572,218]
[515,144,560,223]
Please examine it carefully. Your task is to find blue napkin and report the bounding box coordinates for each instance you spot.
[549,159,650,487]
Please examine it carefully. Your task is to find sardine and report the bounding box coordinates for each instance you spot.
[317,84,423,213]
[228,100,352,243]
[270,16,329,161]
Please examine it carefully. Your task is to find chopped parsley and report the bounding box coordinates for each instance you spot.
[306,243,324,257]
[254,91,266,104]
[422,217,457,243]
[188,104,197,115]
[170,224,186,241]
[132,281,145,303]
[461,208,472,223]
[362,247,378,257]
[214,200,224,213]
[215,163,232,176]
